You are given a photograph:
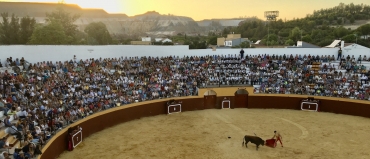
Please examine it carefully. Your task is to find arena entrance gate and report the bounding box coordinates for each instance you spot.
[204,90,217,109]
[234,88,249,108]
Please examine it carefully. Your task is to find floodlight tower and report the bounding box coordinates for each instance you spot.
[264,11,279,46]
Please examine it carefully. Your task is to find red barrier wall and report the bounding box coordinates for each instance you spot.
[38,95,370,159]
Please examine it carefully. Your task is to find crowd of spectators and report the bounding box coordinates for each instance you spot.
[250,54,370,100]
[0,52,368,158]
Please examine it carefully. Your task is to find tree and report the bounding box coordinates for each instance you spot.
[317,38,334,47]
[162,41,174,45]
[357,24,370,39]
[289,27,302,42]
[337,18,342,25]
[240,41,250,48]
[84,22,112,45]
[302,35,312,43]
[45,7,80,43]
[207,36,217,45]
[341,34,356,43]
[28,21,71,45]
[0,13,36,44]
[334,26,349,38]
[232,41,250,48]
[285,39,295,46]
[8,14,20,44]
[153,41,162,45]
[350,16,355,23]
[19,16,36,44]
[0,12,11,44]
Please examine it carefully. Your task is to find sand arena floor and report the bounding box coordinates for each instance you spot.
[58,109,370,159]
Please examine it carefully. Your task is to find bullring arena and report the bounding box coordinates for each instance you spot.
[51,87,370,159]
[58,109,370,159]
[1,45,370,159]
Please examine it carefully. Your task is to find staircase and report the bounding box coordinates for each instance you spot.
[309,62,321,89]
[312,62,321,76]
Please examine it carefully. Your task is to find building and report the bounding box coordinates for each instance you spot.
[225,38,250,47]
[130,36,152,45]
[141,36,151,42]
[155,38,172,43]
[217,33,250,47]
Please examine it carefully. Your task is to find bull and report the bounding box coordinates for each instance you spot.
[242,135,265,151]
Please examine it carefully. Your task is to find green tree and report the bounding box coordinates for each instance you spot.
[19,16,36,44]
[285,39,295,46]
[0,12,11,44]
[334,26,349,38]
[289,27,302,42]
[240,41,250,48]
[357,24,370,39]
[45,7,80,43]
[162,41,174,45]
[84,22,112,45]
[341,34,357,43]
[207,36,217,45]
[153,41,163,45]
[302,35,312,43]
[232,41,250,48]
[278,29,290,37]
[337,18,342,25]
[350,16,355,23]
[8,14,20,44]
[317,38,334,47]
[28,21,71,45]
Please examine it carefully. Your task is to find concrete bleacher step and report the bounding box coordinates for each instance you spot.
[7,136,18,147]
[13,140,22,149]
[0,129,9,139]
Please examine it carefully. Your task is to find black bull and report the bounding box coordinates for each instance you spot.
[242,135,265,150]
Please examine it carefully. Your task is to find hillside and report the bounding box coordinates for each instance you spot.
[223,3,370,48]
[335,20,370,30]
[0,2,212,36]
[0,2,126,18]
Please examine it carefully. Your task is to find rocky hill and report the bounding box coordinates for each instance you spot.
[0,2,253,37]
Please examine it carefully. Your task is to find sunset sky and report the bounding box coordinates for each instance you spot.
[1,0,370,20]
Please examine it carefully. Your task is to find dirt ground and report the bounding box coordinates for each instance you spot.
[58,109,370,159]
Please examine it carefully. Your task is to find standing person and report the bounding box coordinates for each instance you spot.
[240,48,245,59]
[337,48,342,61]
[272,130,283,147]
[67,128,74,151]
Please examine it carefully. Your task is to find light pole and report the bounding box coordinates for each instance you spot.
[264,11,279,47]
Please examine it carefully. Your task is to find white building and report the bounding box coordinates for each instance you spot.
[155,38,172,43]
[141,37,151,42]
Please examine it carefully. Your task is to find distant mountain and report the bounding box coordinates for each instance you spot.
[0,2,248,37]
[0,2,127,18]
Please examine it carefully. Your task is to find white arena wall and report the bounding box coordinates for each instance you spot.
[0,45,369,64]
